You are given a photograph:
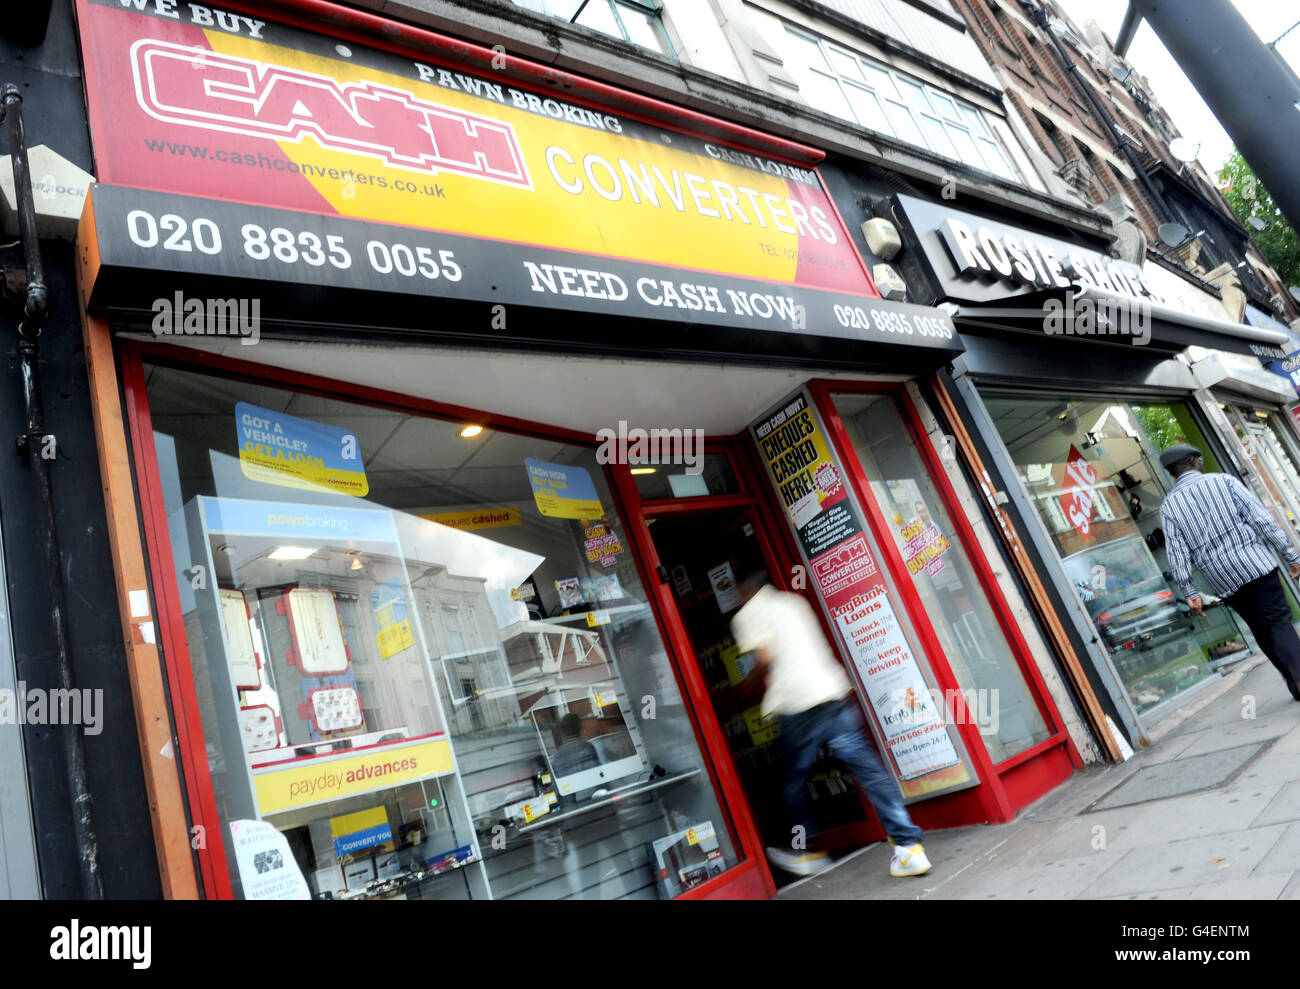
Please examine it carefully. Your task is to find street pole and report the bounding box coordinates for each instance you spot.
[1114,0,1300,234]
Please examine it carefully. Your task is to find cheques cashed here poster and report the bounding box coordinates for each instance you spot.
[74,0,900,320]
[753,391,974,799]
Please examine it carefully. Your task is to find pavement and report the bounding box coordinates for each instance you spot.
[781,655,1300,900]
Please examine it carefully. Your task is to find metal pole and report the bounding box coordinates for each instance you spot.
[1114,0,1300,234]
[2,84,104,900]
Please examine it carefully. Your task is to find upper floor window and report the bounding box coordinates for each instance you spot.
[512,0,674,56]
[783,27,1020,182]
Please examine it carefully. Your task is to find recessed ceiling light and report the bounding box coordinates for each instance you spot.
[630,467,656,475]
[269,546,316,561]
[460,425,483,438]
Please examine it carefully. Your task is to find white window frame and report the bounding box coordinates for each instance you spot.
[784,26,1021,182]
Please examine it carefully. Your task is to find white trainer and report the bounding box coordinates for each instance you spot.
[766,847,832,876]
[889,843,932,878]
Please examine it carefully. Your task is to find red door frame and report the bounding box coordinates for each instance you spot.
[807,380,1081,818]
[118,338,777,900]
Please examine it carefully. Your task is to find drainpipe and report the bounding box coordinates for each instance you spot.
[2,84,104,899]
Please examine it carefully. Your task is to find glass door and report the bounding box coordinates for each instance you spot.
[644,506,876,877]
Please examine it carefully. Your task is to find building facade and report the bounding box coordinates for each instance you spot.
[0,0,1295,900]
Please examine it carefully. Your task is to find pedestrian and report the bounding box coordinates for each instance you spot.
[730,573,931,878]
[1158,443,1300,701]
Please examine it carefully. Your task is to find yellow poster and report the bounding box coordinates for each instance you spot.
[255,737,454,815]
[421,507,523,531]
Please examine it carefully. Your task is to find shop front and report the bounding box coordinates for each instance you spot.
[885,193,1295,744]
[70,0,1084,899]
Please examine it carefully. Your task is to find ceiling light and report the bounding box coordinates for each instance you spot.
[630,468,656,475]
[269,546,316,561]
[460,425,483,438]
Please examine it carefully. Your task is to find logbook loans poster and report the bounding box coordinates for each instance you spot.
[752,390,973,797]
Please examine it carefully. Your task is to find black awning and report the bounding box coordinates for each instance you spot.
[947,285,1289,362]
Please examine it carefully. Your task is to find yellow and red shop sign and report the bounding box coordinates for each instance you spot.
[254,736,454,816]
[74,0,959,346]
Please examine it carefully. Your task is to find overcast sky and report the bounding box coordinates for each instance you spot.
[1054,0,1300,175]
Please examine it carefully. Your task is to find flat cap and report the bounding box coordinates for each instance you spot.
[1159,444,1201,469]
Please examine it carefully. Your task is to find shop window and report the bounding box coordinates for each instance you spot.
[1221,404,1300,614]
[512,0,675,56]
[781,26,1021,181]
[831,392,1052,762]
[143,363,738,900]
[983,392,1262,719]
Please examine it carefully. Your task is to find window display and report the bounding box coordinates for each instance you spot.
[983,392,1257,719]
[830,391,1052,763]
[146,364,739,899]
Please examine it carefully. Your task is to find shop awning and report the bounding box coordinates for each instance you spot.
[946,284,1290,362]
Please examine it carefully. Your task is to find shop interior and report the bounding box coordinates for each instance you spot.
[983,391,1282,722]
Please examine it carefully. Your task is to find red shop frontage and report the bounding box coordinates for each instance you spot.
[71,0,1081,899]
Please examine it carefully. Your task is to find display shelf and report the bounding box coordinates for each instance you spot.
[330,851,479,900]
[541,603,652,625]
[515,769,701,833]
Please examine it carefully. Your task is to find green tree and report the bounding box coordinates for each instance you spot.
[1131,405,1183,452]
[1217,148,1300,292]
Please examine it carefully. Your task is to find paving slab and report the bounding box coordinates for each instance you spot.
[1229,749,1300,791]
[1078,825,1288,898]
[1251,821,1300,875]
[1128,729,1209,767]
[1101,873,1291,900]
[1113,785,1282,845]
[1174,706,1300,758]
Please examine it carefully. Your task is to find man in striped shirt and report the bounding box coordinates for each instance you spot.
[1159,443,1300,701]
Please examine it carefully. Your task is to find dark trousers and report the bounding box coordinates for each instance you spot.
[777,697,923,848]
[1225,570,1300,700]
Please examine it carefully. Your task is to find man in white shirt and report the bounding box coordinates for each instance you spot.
[731,575,931,878]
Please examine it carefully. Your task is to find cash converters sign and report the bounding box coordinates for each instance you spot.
[76,0,872,300]
[254,737,454,815]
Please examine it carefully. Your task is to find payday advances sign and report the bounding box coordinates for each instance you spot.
[73,0,964,346]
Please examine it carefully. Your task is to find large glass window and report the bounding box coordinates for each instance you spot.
[145,363,738,899]
[1223,404,1300,546]
[782,27,1020,180]
[512,0,674,56]
[831,392,1052,763]
[983,391,1259,721]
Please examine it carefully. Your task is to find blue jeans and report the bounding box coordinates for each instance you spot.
[778,697,923,847]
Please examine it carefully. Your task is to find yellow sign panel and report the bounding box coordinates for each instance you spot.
[255,738,454,816]
[375,617,415,659]
[421,507,523,531]
[329,805,388,841]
